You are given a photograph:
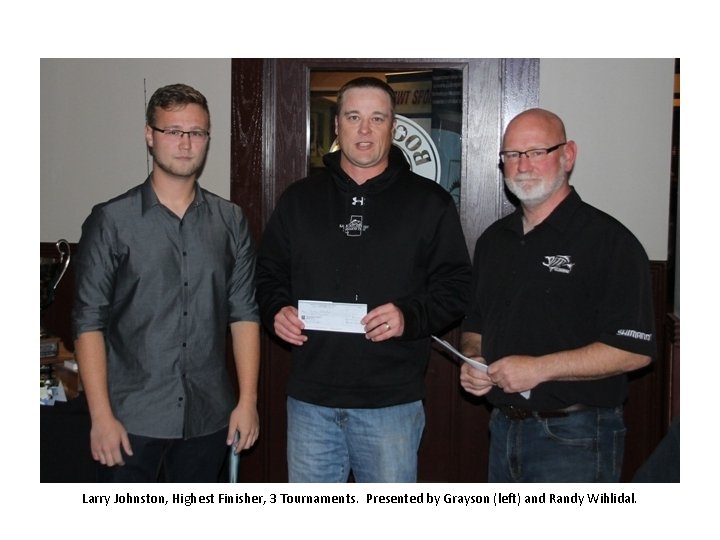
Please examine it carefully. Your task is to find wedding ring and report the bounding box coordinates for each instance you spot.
[385,322,391,331]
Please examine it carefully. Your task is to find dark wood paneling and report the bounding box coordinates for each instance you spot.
[665,312,680,423]
[230,58,265,244]
[500,59,540,218]
[621,261,670,481]
[421,328,490,482]
[230,59,284,482]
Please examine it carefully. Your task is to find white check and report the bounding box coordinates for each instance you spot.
[431,336,531,399]
[298,300,367,334]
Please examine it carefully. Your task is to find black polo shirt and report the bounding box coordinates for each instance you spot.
[463,189,656,410]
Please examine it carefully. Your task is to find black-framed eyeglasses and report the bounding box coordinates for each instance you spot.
[150,126,210,141]
[499,142,566,164]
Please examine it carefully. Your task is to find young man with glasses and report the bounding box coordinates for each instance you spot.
[460,108,655,482]
[72,84,260,482]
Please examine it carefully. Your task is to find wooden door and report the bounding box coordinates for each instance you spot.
[230,58,539,482]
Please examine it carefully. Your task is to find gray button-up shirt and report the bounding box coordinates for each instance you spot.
[72,177,259,438]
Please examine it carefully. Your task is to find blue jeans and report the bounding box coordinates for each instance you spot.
[488,406,626,482]
[287,397,425,483]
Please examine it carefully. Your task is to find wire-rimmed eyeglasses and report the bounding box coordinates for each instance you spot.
[150,126,210,141]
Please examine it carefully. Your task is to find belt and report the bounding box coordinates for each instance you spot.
[497,403,590,420]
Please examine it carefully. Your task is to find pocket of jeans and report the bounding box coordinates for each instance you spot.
[540,412,597,449]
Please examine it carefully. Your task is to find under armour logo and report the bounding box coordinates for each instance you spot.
[352,197,365,206]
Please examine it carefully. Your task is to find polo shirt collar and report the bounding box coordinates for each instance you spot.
[541,187,582,233]
[505,187,582,235]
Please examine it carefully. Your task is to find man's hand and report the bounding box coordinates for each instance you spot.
[90,415,133,467]
[273,306,307,346]
[226,402,259,453]
[362,303,404,342]
[487,355,543,394]
[460,362,495,397]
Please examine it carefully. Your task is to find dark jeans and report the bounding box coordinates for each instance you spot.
[97,428,227,483]
[489,406,626,482]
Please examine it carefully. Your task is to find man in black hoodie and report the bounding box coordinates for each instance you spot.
[256,77,471,482]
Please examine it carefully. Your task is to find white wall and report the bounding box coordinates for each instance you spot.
[41,59,231,242]
[41,59,674,262]
[539,58,674,260]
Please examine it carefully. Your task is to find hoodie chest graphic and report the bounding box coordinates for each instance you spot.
[339,215,369,237]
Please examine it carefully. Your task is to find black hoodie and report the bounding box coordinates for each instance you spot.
[256,146,472,407]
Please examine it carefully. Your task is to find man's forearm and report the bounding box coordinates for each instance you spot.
[536,342,651,382]
[461,331,482,358]
[230,321,260,405]
[74,330,115,422]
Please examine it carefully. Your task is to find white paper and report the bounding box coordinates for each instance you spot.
[431,336,531,399]
[298,300,367,334]
[431,336,488,372]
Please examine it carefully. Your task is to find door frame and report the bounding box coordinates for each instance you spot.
[230,58,539,482]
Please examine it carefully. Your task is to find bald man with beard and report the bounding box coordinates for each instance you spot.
[460,108,656,482]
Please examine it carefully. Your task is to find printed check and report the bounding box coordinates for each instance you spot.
[298,300,367,334]
[431,336,531,399]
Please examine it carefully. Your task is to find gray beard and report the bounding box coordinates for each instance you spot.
[506,169,567,206]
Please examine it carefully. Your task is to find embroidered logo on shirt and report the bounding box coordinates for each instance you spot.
[542,255,575,274]
[352,196,365,206]
[340,215,369,237]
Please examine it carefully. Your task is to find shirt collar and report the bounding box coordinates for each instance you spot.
[141,176,159,214]
[505,187,582,235]
[140,175,208,215]
[542,187,581,232]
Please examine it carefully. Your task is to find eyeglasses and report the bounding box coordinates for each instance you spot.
[499,142,566,164]
[150,126,210,141]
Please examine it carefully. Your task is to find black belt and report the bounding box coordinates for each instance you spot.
[497,403,590,420]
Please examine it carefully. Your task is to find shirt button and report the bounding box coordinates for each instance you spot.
[182,251,187,256]
[182,342,187,347]
[184,281,188,286]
